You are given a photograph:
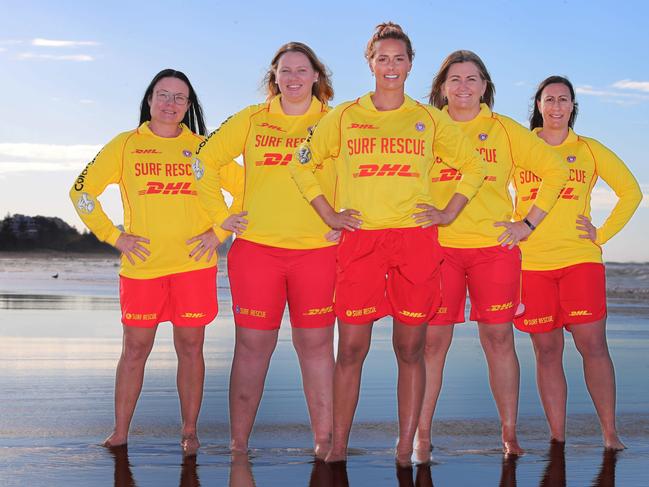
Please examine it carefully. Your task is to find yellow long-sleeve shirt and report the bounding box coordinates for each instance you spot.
[515,128,642,270]
[194,96,336,249]
[290,93,486,229]
[69,122,243,279]
[429,105,568,247]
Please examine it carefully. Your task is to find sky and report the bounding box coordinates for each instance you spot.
[1,0,647,261]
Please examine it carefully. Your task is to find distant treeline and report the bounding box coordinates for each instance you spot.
[0,214,233,255]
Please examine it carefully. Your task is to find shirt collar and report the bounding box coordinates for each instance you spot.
[357,92,418,112]
[268,95,325,116]
[532,127,579,146]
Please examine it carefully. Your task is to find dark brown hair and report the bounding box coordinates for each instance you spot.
[365,22,414,62]
[428,50,495,110]
[263,42,334,103]
[530,75,578,130]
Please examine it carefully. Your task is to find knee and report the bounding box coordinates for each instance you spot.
[394,340,424,365]
[336,343,370,367]
[482,329,515,354]
[576,337,610,360]
[121,340,152,364]
[533,343,563,366]
[175,336,204,360]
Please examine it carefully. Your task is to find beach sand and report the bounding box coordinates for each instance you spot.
[1,255,648,486]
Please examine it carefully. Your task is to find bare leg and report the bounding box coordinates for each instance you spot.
[568,318,625,450]
[104,325,157,447]
[173,326,206,455]
[478,322,523,455]
[229,326,279,452]
[325,321,373,463]
[393,320,428,465]
[530,328,567,442]
[292,326,335,459]
[415,324,454,460]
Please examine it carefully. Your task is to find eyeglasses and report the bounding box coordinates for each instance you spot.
[155,90,190,106]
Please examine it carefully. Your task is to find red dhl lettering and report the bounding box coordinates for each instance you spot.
[484,175,497,182]
[488,302,513,312]
[303,306,334,316]
[521,188,539,202]
[400,310,426,318]
[255,152,292,166]
[569,310,592,317]
[345,306,377,318]
[431,168,461,182]
[353,164,419,178]
[347,123,379,129]
[180,312,207,319]
[138,181,196,195]
[131,149,162,154]
[257,122,286,132]
[559,187,579,200]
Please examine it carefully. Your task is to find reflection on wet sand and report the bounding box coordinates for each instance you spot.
[592,449,618,487]
[499,455,518,487]
[539,440,565,487]
[229,452,256,487]
[396,463,434,487]
[109,445,202,487]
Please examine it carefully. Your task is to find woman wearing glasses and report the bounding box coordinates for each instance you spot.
[193,42,337,458]
[513,76,641,449]
[70,69,242,455]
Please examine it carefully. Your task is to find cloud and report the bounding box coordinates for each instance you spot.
[0,40,23,45]
[590,184,649,209]
[0,47,6,53]
[0,143,102,173]
[79,99,95,104]
[31,38,99,48]
[16,52,94,62]
[611,79,649,93]
[576,85,649,102]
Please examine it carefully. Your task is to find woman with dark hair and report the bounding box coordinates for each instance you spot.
[193,42,337,458]
[290,24,485,464]
[415,51,568,457]
[513,76,641,449]
[70,68,242,454]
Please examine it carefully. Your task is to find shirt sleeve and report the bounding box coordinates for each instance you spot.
[212,160,245,242]
[68,135,124,246]
[588,139,643,245]
[433,111,486,200]
[194,109,250,226]
[289,108,341,203]
[504,118,569,213]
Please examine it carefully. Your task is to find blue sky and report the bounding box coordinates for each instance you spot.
[1,0,647,261]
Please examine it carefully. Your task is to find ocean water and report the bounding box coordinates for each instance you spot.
[1,255,648,486]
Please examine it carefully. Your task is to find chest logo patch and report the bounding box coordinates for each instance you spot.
[567,155,576,163]
[479,133,488,141]
[415,122,425,132]
[182,149,192,158]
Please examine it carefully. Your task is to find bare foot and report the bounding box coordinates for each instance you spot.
[604,436,626,451]
[102,432,127,448]
[395,442,413,467]
[181,435,200,456]
[230,439,249,455]
[314,441,331,460]
[503,440,524,456]
[325,448,347,463]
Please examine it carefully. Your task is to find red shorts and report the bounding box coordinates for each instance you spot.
[430,245,521,325]
[335,226,443,326]
[513,262,607,333]
[227,239,336,330]
[119,266,217,327]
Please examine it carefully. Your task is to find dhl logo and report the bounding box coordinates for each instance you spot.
[569,310,592,317]
[258,122,286,132]
[345,306,377,318]
[521,188,538,202]
[255,152,292,166]
[138,181,196,195]
[431,168,461,182]
[353,164,419,178]
[303,306,334,316]
[559,187,579,200]
[488,302,513,312]
[347,123,379,129]
[400,310,426,318]
[435,306,448,314]
[131,149,162,154]
[181,312,207,318]
[484,175,497,182]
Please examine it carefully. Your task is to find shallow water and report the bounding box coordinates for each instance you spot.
[1,256,649,485]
